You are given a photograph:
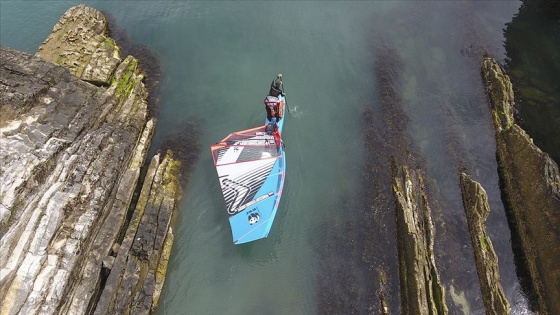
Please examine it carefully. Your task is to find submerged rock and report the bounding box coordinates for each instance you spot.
[482,56,560,315]
[0,5,180,315]
[459,172,510,315]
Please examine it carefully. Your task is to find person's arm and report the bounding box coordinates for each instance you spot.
[276,74,284,95]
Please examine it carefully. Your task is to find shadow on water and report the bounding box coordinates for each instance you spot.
[360,47,409,314]
[105,11,205,193]
[504,0,560,165]
[104,11,162,118]
[159,117,204,188]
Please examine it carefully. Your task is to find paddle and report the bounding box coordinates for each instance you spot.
[280,76,290,114]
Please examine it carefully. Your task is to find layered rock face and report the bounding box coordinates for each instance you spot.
[482,56,560,315]
[92,151,179,315]
[0,5,178,315]
[459,173,510,315]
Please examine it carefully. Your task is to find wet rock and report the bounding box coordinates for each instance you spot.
[482,56,560,315]
[459,172,511,315]
[391,164,448,315]
[0,5,179,315]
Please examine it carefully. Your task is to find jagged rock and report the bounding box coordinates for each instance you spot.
[93,150,179,315]
[103,256,115,269]
[112,243,121,255]
[59,117,155,315]
[481,58,515,132]
[36,4,121,85]
[0,5,179,315]
[459,172,511,315]
[391,164,448,315]
[482,56,560,315]
[0,43,148,314]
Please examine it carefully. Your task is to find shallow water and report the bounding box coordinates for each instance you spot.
[1,1,531,314]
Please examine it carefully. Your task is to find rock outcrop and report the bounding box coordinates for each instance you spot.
[392,164,448,315]
[459,172,510,315]
[36,4,121,86]
[0,5,179,315]
[92,151,179,315]
[482,56,560,315]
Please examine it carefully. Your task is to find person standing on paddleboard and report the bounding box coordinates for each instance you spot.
[264,74,285,123]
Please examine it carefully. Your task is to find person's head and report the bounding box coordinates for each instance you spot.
[275,80,282,87]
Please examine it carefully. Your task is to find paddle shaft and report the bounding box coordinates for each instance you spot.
[280,77,290,114]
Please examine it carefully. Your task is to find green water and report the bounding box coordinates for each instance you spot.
[1,1,533,314]
[504,0,560,165]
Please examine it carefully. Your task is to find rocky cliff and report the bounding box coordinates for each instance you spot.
[0,5,179,315]
[482,56,560,315]
[459,172,510,315]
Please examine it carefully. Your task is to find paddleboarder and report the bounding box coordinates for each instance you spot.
[268,73,285,97]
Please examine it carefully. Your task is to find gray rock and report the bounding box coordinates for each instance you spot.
[93,151,179,315]
[103,256,115,270]
[0,43,147,315]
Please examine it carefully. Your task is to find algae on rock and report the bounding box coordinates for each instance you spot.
[36,4,121,85]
